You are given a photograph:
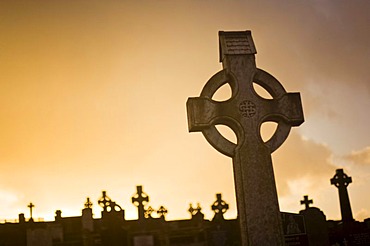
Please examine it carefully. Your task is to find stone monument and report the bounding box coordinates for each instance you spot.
[132,185,149,221]
[186,31,304,245]
[300,195,313,210]
[211,193,229,221]
[27,202,35,222]
[331,169,354,223]
[299,195,330,246]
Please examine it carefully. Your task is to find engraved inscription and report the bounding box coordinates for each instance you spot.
[225,36,252,54]
[239,100,256,118]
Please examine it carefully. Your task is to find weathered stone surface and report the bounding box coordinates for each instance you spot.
[187,31,304,245]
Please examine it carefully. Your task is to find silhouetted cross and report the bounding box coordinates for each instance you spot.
[188,203,195,215]
[84,197,93,209]
[195,203,202,214]
[132,185,149,220]
[188,203,204,220]
[212,193,229,215]
[331,169,354,223]
[187,31,304,245]
[157,206,168,219]
[331,169,352,188]
[28,202,35,219]
[300,195,313,209]
[98,191,111,211]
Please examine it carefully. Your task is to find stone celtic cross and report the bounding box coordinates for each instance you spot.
[132,185,149,220]
[331,169,354,223]
[211,193,229,221]
[98,191,112,212]
[85,197,93,209]
[187,31,304,245]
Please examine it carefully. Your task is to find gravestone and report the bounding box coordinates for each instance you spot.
[98,191,125,221]
[211,193,229,221]
[281,212,308,246]
[132,185,149,220]
[187,31,304,245]
[189,203,204,221]
[82,198,94,232]
[331,169,354,223]
[157,206,168,220]
[300,195,313,210]
[299,196,329,246]
[28,202,35,222]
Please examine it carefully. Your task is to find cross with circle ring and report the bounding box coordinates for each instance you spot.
[186,31,304,245]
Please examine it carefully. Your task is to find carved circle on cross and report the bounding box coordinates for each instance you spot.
[199,69,292,157]
[239,100,256,117]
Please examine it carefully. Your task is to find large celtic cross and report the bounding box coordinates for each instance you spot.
[186,31,304,245]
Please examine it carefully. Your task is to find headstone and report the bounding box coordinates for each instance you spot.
[157,206,168,220]
[331,169,354,223]
[98,191,125,220]
[82,198,94,232]
[132,185,149,220]
[299,196,329,246]
[28,202,35,222]
[187,30,304,245]
[281,212,308,246]
[19,213,26,224]
[98,191,112,212]
[144,206,155,219]
[300,195,313,210]
[211,193,229,221]
[189,203,204,221]
[55,210,62,222]
[84,197,93,209]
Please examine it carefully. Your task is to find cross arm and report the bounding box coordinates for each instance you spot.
[263,92,304,126]
[187,97,220,132]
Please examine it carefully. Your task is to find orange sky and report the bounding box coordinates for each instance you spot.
[0,0,369,222]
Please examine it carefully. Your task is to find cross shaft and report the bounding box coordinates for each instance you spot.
[187,31,304,245]
[28,202,35,219]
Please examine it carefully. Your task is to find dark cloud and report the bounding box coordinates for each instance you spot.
[256,1,370,93]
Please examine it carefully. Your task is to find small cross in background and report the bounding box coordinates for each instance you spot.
[132,186,149,220]
[300,195,313,209]
[84,197,93,209]
[27,202,35,220]
[157,206,168,219]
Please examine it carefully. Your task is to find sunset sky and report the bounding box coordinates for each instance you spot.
[0,1,369,223]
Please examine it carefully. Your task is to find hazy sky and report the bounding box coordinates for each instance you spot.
[0,0,369,222]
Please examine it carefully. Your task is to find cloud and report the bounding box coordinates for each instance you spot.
[355,208,370,222]
[273,132,337,197]
[343,147,370,166]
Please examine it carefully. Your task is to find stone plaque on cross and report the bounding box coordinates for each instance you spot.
[186,31,304,245]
